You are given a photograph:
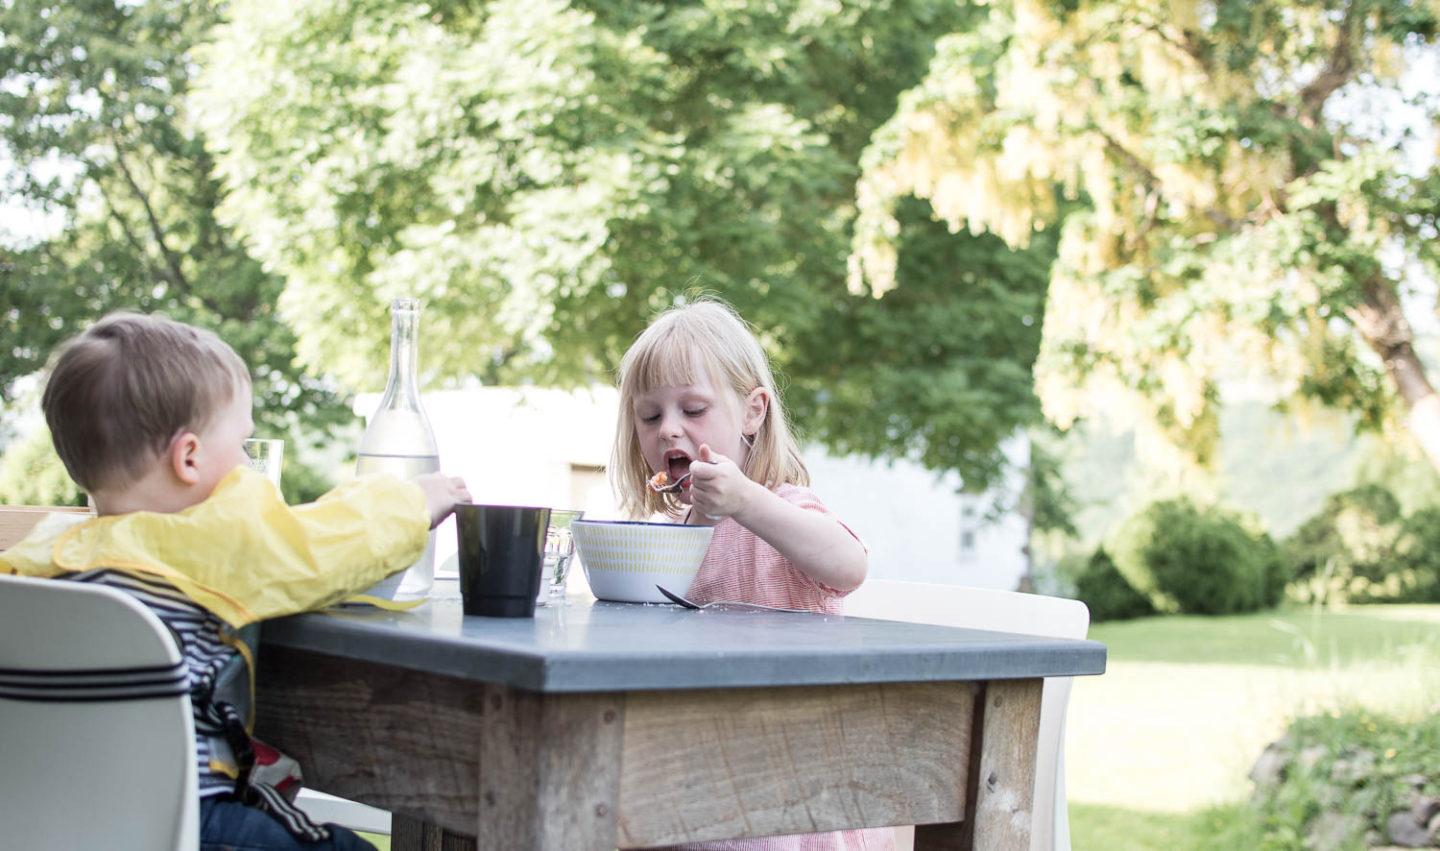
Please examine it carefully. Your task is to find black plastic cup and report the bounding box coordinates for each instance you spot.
[454,503,552,617]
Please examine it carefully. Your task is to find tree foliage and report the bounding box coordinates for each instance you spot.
[0,428,83,506]
[195,0,968,386]
[786,196,1056,488]
[192,0,1054,490]
[851,0,1440,475]
[0,0,352,458]
[2,0,1068,496]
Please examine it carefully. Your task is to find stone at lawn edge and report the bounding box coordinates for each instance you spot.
[1413,794,1440,827]
[1307,811,1366,851]
[1330,749,1377,784]
[1249,741,1287,788]
[1298,745,1327,772]
[1386,809,1432,847]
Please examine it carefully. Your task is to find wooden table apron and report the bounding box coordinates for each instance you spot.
[255,591,1103,851]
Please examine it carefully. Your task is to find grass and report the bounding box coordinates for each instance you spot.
[1067,604,1440,849]
[1069,801,1266,849]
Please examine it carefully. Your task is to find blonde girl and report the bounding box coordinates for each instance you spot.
[612,299,868,617]
[611,298,883,849]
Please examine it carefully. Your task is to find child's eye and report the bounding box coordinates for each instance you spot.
[639,413,661,424]
[683,407,707,417]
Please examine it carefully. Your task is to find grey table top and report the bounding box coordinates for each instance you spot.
[259,578,1107,693]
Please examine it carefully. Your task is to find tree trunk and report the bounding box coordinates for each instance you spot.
[1349,277,1440,472]
[1391,348,1440,473]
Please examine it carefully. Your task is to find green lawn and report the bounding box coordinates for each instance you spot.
[1067,605,1440,849]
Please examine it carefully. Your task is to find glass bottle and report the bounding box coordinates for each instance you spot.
[356,297,439,599]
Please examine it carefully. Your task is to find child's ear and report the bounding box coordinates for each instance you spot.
[743,387,769,436]
[169,432,203,485]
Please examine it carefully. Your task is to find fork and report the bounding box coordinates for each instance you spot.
[656,585,810,614]
[648,472,692,494]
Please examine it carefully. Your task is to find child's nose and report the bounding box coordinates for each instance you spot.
[659,410,684,437]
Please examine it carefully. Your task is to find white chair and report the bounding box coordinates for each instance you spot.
[0,572,199,851]
[0,506,390,840]
[843,579,1090,851]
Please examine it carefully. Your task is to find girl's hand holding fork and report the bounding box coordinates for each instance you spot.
[686,444,761,523]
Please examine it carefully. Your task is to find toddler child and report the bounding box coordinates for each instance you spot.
[1,312,470,850]
[611,298,890,850]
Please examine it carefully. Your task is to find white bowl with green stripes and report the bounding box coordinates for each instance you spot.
[571,519,714,603]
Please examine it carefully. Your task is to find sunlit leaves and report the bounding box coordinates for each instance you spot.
[854,0,1440,471]
[0,0,351,448]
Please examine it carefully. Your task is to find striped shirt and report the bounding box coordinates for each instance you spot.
[66,568,243,799]
[664,484,894,851]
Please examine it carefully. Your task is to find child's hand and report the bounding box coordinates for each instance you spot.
[687,444,756,521]
[413,472,471,528]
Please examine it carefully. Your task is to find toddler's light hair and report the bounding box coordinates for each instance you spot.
[612,298,807,519]
[41,311,252,493]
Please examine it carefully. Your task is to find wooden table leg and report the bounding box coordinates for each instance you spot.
[968,679,1043,851]
[391,813,472,850]
[476,685,626,850]
[915,678,1043,851]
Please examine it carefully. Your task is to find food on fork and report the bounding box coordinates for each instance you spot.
[648,470,692,494]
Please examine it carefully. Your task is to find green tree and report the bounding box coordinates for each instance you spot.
[0,428,83,506]
[849,0,1440,476]
[193,0,1052,490]
[0,0,351,473]
[787,196,1057,490]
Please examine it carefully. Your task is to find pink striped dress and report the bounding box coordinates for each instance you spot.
[653,483,895,851]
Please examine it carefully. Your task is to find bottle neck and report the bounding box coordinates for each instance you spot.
[381,300,423,408]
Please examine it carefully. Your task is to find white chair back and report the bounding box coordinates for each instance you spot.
[843,579,1089,851]
[0,573,199,850]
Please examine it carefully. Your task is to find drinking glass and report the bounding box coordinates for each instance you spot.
[243,439,285,491]
[537,509,584,606]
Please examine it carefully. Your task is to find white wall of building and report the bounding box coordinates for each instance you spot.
[390,387,1029,591]
[804,444,1030,591]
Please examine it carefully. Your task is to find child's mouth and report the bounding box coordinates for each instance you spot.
[666,454,692,485]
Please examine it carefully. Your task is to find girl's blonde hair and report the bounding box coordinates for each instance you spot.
[613,298,808,519]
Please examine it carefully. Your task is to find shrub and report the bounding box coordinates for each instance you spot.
[1259,531,1291,609]
[1283,485,1434,605]
[1106,504,1176,611]
[1108,498,1279,615]
[1395,508,1440,603]
[1073,547,1155,622]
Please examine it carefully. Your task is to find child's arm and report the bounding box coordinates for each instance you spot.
[687,444,867,592]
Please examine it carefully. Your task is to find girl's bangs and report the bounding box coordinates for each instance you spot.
[629,329,712,393]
